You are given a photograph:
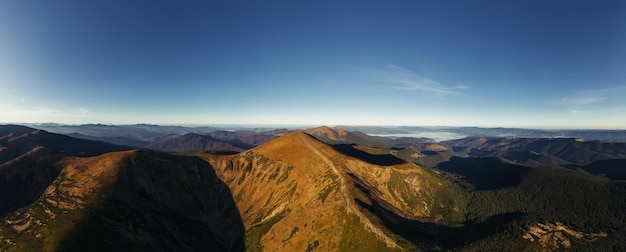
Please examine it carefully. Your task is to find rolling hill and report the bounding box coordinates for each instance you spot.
[441,137,626,166]
[145,133,252,153]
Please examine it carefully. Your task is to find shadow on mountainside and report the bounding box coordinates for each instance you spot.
[353,186,523,250]
[57,151,245,252]
[330,144,406,166]
[437,157,530,190]
[0,149,64,218]
[566,159,626,180]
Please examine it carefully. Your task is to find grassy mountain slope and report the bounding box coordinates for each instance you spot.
[0,149,244,251]
[200,132,466,251]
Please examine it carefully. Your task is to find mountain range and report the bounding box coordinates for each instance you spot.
[2,124,625,251]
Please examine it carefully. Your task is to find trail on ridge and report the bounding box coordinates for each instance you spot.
[297,134,400,249]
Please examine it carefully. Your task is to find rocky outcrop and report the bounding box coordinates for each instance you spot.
[523,222,607,250]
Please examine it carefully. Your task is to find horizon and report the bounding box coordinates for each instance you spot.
[8,122,626,131]
[2,1,625,128]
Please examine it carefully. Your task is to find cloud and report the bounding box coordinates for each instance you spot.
[554,96,603,105]
[374,64,468,95]
[553,86,626,119]
[554,86,626,106]
[0,107,95,123]
[568,109,590,115]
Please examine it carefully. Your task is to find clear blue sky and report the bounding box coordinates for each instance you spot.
[1,0,625,128]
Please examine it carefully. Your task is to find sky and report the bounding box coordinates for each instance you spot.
[1,0,626,129]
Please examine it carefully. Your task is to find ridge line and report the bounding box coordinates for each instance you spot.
[296,134,401,249]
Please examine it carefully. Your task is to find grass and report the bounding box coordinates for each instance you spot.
[245,211,287,252]
[386,170,420,210]
[318,183,338,203]
[338,214,403,252]
[281,226,299,242]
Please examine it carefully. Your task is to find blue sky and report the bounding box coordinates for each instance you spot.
[1,0,625,128]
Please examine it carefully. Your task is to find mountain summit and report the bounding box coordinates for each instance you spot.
[201,132,465,251]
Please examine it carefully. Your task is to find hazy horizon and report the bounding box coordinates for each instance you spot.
[2,1,625,129]
[8,121,626,131]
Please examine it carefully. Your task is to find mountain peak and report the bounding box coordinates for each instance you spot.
[305,126,347,140]
[252,131,330,161]
[203,131,465,251]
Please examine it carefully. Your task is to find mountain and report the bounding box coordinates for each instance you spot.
[301,127,457,168]
[305,126,430,148]
[3,124,626,251]
[441,137,626,166]
[305,126,350,141]
[1,151,245,251]
[29,123,219,142]
[200,132,466,251]
[31,124,289,154]
[0,125,244,251]
[207,129,288,146]
[567,159,626,180]
[146,133,252,153]
[0,125,132,219]
[0,125,131,164]
[345,125,626,142]
[436,156,626,250]
[65,133,151,148]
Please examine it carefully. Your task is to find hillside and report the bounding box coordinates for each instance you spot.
[146,133,251,153]
[207,130,284,146]
[0,150,244,251]
[0,125,131,164]
[200,132,466,251]
[305,126,430,148]
[442,137,626,166]
[2,125,626,251]
[436,157,626,250]
[0,125,244,251]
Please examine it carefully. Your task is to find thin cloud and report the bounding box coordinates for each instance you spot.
[375,64,468,95]
[554,96,603,105]
[554,86,626,119]
[0,107,96,123]
[554,86,626,106]
[569,109,590,116]
[0,107,84,117]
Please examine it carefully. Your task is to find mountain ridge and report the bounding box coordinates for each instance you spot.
[201,131,465,251]
[2,125,626,251]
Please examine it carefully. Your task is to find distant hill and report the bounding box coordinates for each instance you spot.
[28,124,289,154]
[306,126,431,147]
[66,133,150,148]
[29,123,219,141]
[206,130,287,146]
[441,137,626,166]
[0,125,130,164]
[345,126,626,142]
[146,133,252,153]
